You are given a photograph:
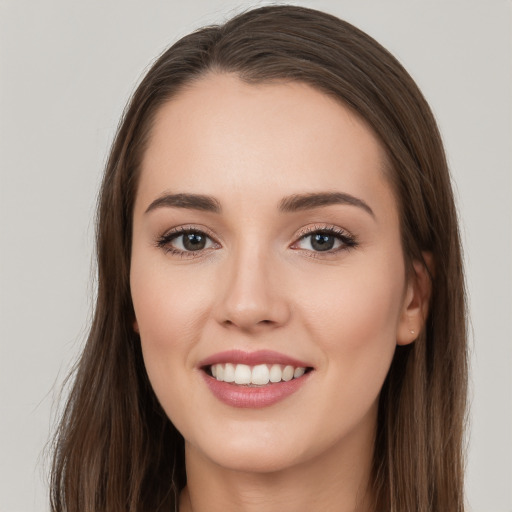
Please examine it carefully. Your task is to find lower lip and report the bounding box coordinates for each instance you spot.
[201,371,312,408]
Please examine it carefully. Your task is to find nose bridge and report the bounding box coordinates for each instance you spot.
[217,235,290,331]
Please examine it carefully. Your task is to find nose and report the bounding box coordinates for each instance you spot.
[215,244,291,333]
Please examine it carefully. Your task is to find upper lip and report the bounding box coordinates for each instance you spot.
[198,349,313,369]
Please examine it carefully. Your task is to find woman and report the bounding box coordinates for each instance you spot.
[50,5,467,511]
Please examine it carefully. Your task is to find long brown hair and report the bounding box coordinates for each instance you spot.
[50,5,467,511]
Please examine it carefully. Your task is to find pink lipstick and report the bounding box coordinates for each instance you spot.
[199,350,313,408]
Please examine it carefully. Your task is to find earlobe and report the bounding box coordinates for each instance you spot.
[133,320,140,334]
[396,253,433,346]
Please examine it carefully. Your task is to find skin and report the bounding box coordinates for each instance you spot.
[130,73,430,512]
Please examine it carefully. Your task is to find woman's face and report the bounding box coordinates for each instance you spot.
[130,73,417,474]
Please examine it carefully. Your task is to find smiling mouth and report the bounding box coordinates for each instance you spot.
[204,363,313,386]
[199,351,314,407]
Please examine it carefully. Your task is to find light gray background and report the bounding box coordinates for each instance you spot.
[0,1,510,511]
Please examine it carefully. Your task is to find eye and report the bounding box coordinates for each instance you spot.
[156,227,218,256]
[292,226,357,253]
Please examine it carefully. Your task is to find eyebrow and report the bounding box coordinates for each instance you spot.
[278,192,375,217]
[145,191,374,217]
[145,193,222,214]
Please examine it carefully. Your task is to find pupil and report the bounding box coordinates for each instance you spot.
[311,233,334,251]
[183,233,206,251]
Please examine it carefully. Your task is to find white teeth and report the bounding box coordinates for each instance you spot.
[282,365,294,382]
[224,363,235,383]
[234,364,252,384]
[269,364,282,383]
[294,367,305,378]
[251,364,270,385]
[210,363,308,385]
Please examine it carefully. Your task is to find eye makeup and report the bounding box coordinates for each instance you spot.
[154,223,358,259]
[291,224,358,254]
[154,225,220,258]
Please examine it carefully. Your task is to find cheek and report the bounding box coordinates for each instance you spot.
[296,254,405,380]
[287,258,405,446]
[130,260,213,412]
[131,260,210,348]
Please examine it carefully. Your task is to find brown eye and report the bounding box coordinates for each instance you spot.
[180,232,208,251]
[157,229,217,255]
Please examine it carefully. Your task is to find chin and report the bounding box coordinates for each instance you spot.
[185,421,313,474]
[199,444,304,474]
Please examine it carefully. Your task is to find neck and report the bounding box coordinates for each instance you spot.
[180,420,375,512]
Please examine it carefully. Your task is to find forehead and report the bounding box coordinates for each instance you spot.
[137,73,396,222]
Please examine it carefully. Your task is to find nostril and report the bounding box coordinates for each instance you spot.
[222,318,275,329]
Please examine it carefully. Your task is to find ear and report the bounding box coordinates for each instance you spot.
[396,253,433,346]
[133,319,140,334]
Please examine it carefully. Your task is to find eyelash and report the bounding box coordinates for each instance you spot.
[155,225,218,259]
[292,224,358,258]
[155,224,358,259]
